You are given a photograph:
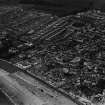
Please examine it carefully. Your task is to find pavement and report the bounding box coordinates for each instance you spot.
[0,90,13,105]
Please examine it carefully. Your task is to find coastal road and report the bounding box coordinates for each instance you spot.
[0,67,78,105]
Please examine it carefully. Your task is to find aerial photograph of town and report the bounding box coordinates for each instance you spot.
[0,0,105,105]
